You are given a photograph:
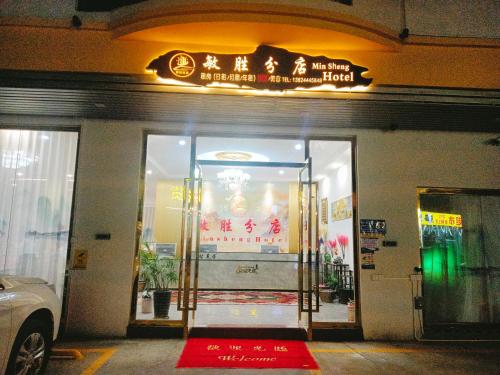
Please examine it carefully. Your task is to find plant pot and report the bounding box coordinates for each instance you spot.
[153,290,172,319]
[141,296,153,314]
[319,289,334,303]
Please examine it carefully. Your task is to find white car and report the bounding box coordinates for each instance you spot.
[0,275,61,375]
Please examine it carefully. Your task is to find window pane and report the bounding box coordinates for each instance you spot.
[0,129,78,300]
[310,140,355,323]
[0,130,20,272]
[136,134,191,322]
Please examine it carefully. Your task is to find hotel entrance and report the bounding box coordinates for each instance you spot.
[131,134,359,340]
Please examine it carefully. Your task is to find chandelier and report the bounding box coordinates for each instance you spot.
[217,169,250,192]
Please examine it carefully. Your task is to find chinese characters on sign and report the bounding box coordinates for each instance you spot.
[213,218,281,235]
[420,211,462,228]
[199,181,289,252]
[245,219,256,233]
[147,45,372,91]
[360,219,386,270]
[207,343,288,352]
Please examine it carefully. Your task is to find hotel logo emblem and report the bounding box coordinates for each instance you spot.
[169,53,195,78]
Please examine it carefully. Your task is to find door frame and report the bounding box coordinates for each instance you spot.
[416,186,500,337]
[184,157,311,337]
[128,130,361,336]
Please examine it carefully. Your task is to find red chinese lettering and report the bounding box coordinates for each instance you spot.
[220,219,232,232]
[245,218,256,233]
[200,219,209,231]
[269,218,281,234]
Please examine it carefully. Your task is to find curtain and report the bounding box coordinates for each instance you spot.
[0,129,78,300]
[479,195,499,323]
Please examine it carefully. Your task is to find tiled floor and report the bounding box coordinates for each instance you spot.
[135,291,349,325]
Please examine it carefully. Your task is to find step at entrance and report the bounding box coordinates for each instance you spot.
[189,327,308,340]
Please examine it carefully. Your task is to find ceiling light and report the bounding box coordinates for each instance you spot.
[17,172,23,176]
[178,139,186,146]
[215,151,252,161]
[66,174,73,178]
[41,135,50,140]
[278,170,285,175]
[197,151,269,162]
[295,143,303,150]
[146,170,153,175]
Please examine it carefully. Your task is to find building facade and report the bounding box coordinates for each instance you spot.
[0,0,499,341]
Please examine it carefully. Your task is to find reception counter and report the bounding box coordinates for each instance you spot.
[196,252,307,290]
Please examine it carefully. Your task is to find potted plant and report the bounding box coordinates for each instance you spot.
[139,248,154,314]
[319,273,338,303]
[138,241,152,293]
[139,248,178,318]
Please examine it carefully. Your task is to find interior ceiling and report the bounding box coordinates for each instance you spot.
[143,134,350,207]
[0,70,499,133]
[145,135,351,182]
[120,21,391,52]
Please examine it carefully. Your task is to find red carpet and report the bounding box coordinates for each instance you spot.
[171,291,298,305]
[176,338,319,369]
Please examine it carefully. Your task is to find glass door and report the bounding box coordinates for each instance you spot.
[418,189,500,331]
[176,136,319,337]
[299,158,316,340]
[180,162,202,338]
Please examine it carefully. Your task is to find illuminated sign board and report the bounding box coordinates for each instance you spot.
[147,45,372,91]
[420,211,463,228]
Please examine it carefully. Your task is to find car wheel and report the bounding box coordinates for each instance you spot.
[6,318,52,375]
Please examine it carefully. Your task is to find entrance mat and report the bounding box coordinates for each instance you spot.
[176,338,319,369]
[171,291,298,305]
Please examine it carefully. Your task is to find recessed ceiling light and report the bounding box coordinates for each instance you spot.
[146,170,153,175]
[295,143,303,150]
[178,139,186,146]
[17,172,23,176]
[41,135,50,140]
[278,170,285,175]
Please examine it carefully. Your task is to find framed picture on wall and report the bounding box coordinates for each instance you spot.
[321,198,328,224]
[156,243,176,257]
[331,195,353,221]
